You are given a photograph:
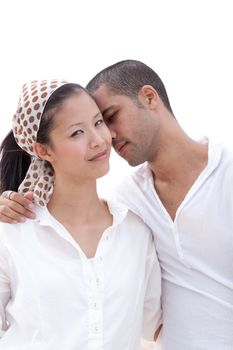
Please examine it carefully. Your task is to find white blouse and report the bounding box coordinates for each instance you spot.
[0,201,161,350]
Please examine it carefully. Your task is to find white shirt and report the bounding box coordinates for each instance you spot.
[113,141,233,350]
[0,201,161,350]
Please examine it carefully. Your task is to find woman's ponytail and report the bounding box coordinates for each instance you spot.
[0,131,31,193]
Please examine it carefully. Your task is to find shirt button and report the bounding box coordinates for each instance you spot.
[92,301,98,309]
[92,324,101,333]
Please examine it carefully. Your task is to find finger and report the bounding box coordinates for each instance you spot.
[0,206,26,224]
[2,190,14,200]
[3,191,35,210]
[23,191,34,203]
[0,191,36,222]
[8,200,36,219]
[0,214,18,224]
[0,196,36,221]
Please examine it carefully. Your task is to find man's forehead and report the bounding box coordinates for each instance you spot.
[92,83,111,96]
[92,85,118,110]
[94,85,129,102]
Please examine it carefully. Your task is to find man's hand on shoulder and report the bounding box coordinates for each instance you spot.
[0,191,36,224]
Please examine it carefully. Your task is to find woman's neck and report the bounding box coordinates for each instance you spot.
[47,178,112,259]
[47,179,106,225]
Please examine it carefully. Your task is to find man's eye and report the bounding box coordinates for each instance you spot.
[71,130,83,137]
[105,113,116,124]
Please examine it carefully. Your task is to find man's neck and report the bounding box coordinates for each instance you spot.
[149,131,208,183]
[148,135,209,220]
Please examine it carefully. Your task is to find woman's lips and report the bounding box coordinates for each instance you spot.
[88,149,109,161]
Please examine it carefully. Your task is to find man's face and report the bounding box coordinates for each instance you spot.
[92,84,157,166]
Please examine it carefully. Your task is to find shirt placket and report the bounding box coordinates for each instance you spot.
[147,146,220,268]
[171,219,191,267]
[82,232,110,350]
[146,175,188,264]
[171,157,220,267]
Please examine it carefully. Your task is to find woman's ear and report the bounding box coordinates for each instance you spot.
[33,143,54,162]
[139,85,159,109]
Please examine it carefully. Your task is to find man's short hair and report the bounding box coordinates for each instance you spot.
[86,59,173,113]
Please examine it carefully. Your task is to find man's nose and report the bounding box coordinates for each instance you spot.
[108,125,116,139]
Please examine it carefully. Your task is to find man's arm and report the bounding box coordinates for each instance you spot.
[0,235,11,337]
[142,236,162,342]
[0,191,36,223]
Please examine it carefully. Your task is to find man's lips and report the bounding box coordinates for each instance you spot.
[113,141,128,155]
[88,149,109,161]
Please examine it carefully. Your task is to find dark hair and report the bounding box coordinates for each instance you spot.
[0,83,85,193]
[0,131,31,193]
[37,83,85,144]
[86,59,173,114]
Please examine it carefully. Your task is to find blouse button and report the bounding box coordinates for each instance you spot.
[92,324,101,333]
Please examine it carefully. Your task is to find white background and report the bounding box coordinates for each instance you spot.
[1,0,233,195]
[0,1,232,348]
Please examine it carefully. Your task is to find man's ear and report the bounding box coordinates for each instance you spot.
[33,143,54,162]
[138,85,159,109]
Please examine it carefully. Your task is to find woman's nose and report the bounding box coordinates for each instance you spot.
[89,131,105,149]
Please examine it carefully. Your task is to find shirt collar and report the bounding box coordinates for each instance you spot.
[142,137,223,183]
[33,199,129,229]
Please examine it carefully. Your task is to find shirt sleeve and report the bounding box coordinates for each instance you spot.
[142,236,162,341]
[0,234,11,338]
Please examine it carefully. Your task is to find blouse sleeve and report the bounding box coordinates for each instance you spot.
[0,234,11,338]
[142,235,162,341]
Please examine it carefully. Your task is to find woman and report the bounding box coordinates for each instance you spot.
[0,80,161,349]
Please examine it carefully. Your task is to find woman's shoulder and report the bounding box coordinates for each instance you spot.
[124,210,152,235]
[105,199,152,242]
[0,222,20,254]
[104,198,147,225]
[0,214,39,245]
[0,221,19,237]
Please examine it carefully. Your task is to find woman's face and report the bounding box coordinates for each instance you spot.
[44,91,112,183]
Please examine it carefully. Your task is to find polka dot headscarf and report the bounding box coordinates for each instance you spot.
[13,79,70,207]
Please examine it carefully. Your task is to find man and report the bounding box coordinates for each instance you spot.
[0,60,233,349]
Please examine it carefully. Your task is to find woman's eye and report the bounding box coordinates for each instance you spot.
[95,119,104,127]
[71,130,83,137]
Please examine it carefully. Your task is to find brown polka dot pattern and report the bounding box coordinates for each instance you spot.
[13,79,70,207]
